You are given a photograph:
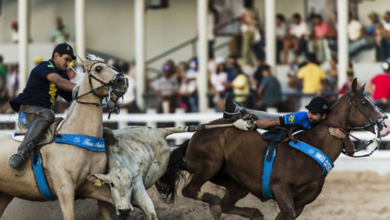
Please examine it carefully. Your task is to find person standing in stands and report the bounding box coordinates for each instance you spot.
[297,53,326,94]
[51,17,70,44]
[257,65,282,111]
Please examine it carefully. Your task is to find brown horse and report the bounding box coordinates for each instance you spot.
[155,79,389,220]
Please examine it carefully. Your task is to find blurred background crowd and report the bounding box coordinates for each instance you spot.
[1,0,390,120]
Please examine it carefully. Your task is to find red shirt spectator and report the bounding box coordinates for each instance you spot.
[370,73,390,100]
[315,21,336,38]
[339,70,360,95]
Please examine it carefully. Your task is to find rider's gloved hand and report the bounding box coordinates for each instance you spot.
[234,119,257,131]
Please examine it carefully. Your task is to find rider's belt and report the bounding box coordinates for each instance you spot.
[32,154,56,200]
[55,134,105,152]
[289,140,334,176]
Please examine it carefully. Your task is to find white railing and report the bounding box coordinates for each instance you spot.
[1,111,389,142]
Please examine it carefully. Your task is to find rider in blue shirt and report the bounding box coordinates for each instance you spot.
[224,96,347,140]
[8,43,77,170]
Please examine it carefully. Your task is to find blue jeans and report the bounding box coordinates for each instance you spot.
[349,38,376,59]
[380,37,390,60]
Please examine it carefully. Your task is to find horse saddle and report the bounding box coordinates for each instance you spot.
[12,117,65,147]
[259,125,303,161]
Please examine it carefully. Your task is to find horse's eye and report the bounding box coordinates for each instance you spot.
[361,101,366,105]
[96,66,102,72]
[110,183,115,188]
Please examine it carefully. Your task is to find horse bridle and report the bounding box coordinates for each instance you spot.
[74,61,127,118]
[321,92,388,157]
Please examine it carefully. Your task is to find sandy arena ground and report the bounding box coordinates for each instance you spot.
[3,171,390,220]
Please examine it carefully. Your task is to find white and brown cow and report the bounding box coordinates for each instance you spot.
[93,126,188,220]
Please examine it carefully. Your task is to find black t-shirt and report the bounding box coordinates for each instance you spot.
[21,59,72,109]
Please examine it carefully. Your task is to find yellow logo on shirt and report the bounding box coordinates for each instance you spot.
[288,115,295,123]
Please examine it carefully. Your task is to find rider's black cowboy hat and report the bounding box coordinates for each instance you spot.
[305,96,329,114]
[52,43,77,60]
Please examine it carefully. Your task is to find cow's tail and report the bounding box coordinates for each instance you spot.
[155,139,189,204]
[158,126,189,138]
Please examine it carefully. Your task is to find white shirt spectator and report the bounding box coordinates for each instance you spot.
[207,12,215,41]
[289,22,310,38]
[11,30,18,43]
[348,20,362,41]
[276,23,287,38]
[186,69,198,94]
[52,26,70,44]
[7,73,17,97]
[154,77,178,96]
[384,21,390,31]
[210,72,228,92]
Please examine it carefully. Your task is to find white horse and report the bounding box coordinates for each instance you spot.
[94,126,190,220]
[0,55,132,220]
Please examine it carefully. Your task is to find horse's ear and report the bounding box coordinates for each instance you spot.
[78,55,92,69]
[359,83,366,93]
[351,78,358,95]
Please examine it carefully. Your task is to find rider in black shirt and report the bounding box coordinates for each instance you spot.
[9,43,77,169]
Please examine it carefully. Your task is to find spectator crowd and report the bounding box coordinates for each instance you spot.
[2,0,390,116]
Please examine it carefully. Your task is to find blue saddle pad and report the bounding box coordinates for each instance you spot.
[55,134,105,152]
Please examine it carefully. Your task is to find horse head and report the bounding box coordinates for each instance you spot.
[343,78,389,137]
[78,55,128,102]
[87,167,140,217]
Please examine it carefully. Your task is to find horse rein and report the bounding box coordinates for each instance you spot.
[74,61,127,118]
[321,92,388,158]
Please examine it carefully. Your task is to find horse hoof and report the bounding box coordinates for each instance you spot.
[9,154,24,170]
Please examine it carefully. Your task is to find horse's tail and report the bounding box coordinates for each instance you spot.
[155,139,190,204]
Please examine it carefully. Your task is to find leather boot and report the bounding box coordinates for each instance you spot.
[9,142,35,170]
[9,109,54,170]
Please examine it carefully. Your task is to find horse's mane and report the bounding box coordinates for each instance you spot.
[66,54,105,118]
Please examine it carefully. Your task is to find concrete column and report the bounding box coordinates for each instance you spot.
[197,0,208,113]
[338,0,348,89]
[18,0,28,92]
[265,0,276,70]
[135,0,145,110]
[75,0,86,58]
